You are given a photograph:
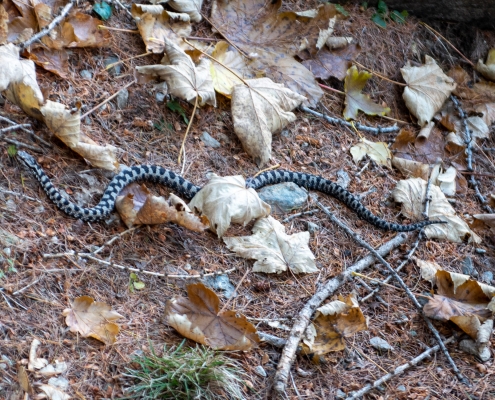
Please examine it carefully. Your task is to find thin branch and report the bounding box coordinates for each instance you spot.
[0,188,42,203]
[80,80,136,120]
[271,232,409,396]
[301,106,399,135]
[312,195,469,386]
[0,124,32,134]
[178,95,198,165]
[353,61,407,86]
[346,336,457,399]
[19,1,75,49]
[1,137,43,153]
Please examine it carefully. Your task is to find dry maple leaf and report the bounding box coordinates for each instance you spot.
[301,294,367,355]
[5,0,38,43]
[475,103,495,126]
[223,215,317,274]
[132,4,191,52]
[472,213,495,235]
[39,384,70,400]
[164,282,259,350]
[392,178,480,243]
[392,157,429,180]
[477,48,495,82]
[188,174,271,237]
[300,43,361,81]
[231,77,306,167]
[447,65,495,102]
[343,65,390,120]
[0,5,8,44]
[62,296,124,345]
[61,12,111,48]
[350,138,391,168]
[136,37,215,106]
[210,41,253,97]
[168,0,203,22]
[115,182,209,230]
[401,55,456,126]
[211,0,338,106]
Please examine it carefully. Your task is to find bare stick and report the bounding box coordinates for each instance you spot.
[0,124,32,134]
[13,278,42,296]
[0,188,42,203]
[271,232,408,396]
[346,336,456,399]
[1,137,43,153]
[422,171,434,219]
[19,1,75,49]
[282,209,319,223]
[178,95,198,165]
[311,196,469,386]
[353,61,407,86]
[80,80,136,120]
[301,106,399,135]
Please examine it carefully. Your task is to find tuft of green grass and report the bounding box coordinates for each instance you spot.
[123,341,249,400]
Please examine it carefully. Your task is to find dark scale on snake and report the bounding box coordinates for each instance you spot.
[17,150,446,232]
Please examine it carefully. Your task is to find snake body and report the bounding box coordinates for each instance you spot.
[17,151,444,232]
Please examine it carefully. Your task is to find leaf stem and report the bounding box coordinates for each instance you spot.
[98,25,139,33]
[353,61,407,86]
[253,164,281,178]
[178,95,198,165]
[318,83,345,95]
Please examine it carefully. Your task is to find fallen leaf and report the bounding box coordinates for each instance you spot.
[301,294,367,355]
[401,55,456,126]
[472,213,495,235]
[223,215,317,274]
[28,339,48,371]
[6,0,38,43]
[211,0,338,105]
[131,4,192,52]
[164,282,259,350]
[300,43,361,81]
[115,183,209,230]
[38,384,70,400]
[210,41,253,97]
[168,0,203,22]
[326,36,353,49]
[24,47,69,78]
[392,178,480,243]
[136,37,216,106]
[392,157,429,180]
[474,103,495,126]
[477,48,495,82]
[430,164,456,196]
[0,5,8,44]
[61,12,112,48]
[350,138,391,168]
[343,65,390,120]
[18,365,32,395]
[62,296,124,345]
[231,77,306,167]
[188,174,271,237]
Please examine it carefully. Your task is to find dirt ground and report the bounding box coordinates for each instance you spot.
[1,1,495,399]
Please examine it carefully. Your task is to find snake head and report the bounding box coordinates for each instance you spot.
[17,150,38,168]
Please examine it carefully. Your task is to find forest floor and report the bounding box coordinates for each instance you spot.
[1,0,495,399]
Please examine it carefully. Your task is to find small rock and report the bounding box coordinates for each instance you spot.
[409,330,417,337]
[475,248,487,254]
[370,336,394,352]
[397,385,407,392]
[459,339,491,362]
[203,274,236,299]
[462,257,478,277]
[307,221,320,234]
[254,365,266,377]
[155,91,166,103]
[104,56,121,76]
[258,182,308,214]
[296,368,312,377]
[116,89,129,109]
[335,389,346,399]
[200,131,221,148]
[336,169,351,189]
[281,129,290,138]
[80,70,92,79]
[481,271,493,284]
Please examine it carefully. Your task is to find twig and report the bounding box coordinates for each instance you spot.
[318,83,345,95]
[420,22,475,67]
[0,188,42,203]
[253,164,281,178]
[92,227,139,255]
[219,267,249,313]
[353,61,407,86]
[1,137,43,153]
[43,251,236,279]
[99,0,133,20]
[80,80,136,120]
[103,52,152,72]
[422,171,434,219]
[346,336,457,399]
[13,278,42,296]
[19,1,75,49]
[312,195,469,386]
[178,95,198,165]
[271,233,409,396]
[0,116,52,148]
[98,26,138,34]
[282,209,319,223]
[186,36,220,42]
[353,276,389,306]
[0,124,32,134]
[301,106,399,135]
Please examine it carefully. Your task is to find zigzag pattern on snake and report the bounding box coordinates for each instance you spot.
[17,150,445,232]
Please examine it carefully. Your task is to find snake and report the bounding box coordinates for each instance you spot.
[17,150,445,232]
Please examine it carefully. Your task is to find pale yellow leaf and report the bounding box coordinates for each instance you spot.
[350,138,391,167]
[477,48,495,82]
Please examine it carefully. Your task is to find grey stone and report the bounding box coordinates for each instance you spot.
[336,389,346,399]
[397,385,407,392]
[462,257,478,277]
[200,131,221,148]
[370,336,394,352]
[459,339,491,362]
[307,222,320,234]
[253,365,267,377]
[80,70,92,80]
[258,182,308,214]
[409,330,417,337]
[155,91,166,103]
[281,129,290,138]
[481,271,493,284]
[116,89,129,109]
[104,56,121,76]
[336,169,350,189]
[203,274,236,299]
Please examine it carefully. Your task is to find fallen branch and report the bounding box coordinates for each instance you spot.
[346,336,456,399]
[19,1,75,49]
[311,195,469,386]
[271,230,408,396]
[0,115,51,147]
[301,105,399,135]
